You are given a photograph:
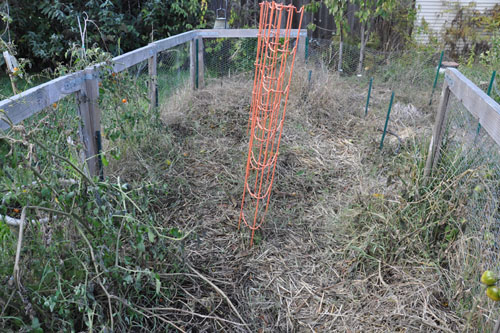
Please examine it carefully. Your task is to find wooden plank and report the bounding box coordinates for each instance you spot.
[111,31,196,73]
[0,71,86,131]
[197,37,205,88]
[190,39,196,90]
[148,53,158,111]
[424,80,451,177]
[197,29,306,38]
[445,68,500,146]
[111,44,157,73]
[77,68,102,177]
[153,30,197,53]
[2,28,313,131]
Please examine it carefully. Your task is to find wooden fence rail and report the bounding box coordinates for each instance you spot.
[424,68,500,177]
[0,29,306,177]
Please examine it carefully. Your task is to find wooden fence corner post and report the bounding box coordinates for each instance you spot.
[197,36,205,89]
[77,68,103,179]
[190,39,196,90]
[148,50,158,111]
[424,75,451,178]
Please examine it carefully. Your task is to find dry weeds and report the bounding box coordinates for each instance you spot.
[124,63,496,332]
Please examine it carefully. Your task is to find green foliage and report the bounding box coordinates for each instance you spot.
[479,34,500,68]
[2,0,208,69]
[443,3,500,58]
[0,47,189,331]
[305,0,350,37]
[354,0,397,24]
[325,0,350,36]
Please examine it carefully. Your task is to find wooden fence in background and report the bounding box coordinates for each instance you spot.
[0,29,307,177]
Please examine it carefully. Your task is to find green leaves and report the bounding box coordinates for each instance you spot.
[9,0,208,68]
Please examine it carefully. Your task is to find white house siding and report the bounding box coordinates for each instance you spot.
[414,0,499,43]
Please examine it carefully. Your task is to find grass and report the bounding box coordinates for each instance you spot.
[1,45,500,332]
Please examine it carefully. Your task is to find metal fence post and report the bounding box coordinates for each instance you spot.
[190,39,196,90]
[429,51,444,106]
[476,70,497,136]
[379,91,395,150]
[195,39,199,89]
[305,36,309,63]
[365,77,373,116]
[197,37,205,89]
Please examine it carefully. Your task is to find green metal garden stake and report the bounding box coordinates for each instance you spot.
[487,70,497,96]
[195,39,199,89]
[305,36,309,63]
[429,51,444,106]
[476,70,496,136]
[308,70,312,83]
[380,91,395,150]
[95,130,104,181]
[155,84,159,108]
[365,77,373,116]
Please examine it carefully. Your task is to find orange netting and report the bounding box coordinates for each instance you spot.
[238,1,304,246]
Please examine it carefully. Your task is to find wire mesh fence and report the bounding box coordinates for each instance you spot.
[305,38,443,88]
[157,41,191,104]
[431,89,500,323]
[202,37,259,82]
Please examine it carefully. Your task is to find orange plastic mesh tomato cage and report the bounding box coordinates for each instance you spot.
[238,1,304,246]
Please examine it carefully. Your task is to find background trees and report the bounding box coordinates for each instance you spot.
[0,0,208,69]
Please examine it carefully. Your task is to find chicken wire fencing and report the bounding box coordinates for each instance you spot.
[156,41,192,104]
[460,68,500,105]
[202,37,260,82]
[432,91,500,306]
[305,38,444,83]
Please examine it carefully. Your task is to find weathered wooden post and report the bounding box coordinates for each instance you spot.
[297,34,306,62]
[148,51,158,111]
[77,68,103,179]
[424,76,451,177]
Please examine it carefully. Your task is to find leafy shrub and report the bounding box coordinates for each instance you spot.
[2,0,208,69]
[0,47,188,331]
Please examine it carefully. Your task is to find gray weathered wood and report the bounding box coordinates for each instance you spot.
[111,44,157,73]
[190,39,196,90]
[0,71,86,131]
[148,53,157,111]
[197,37,205,88]
[77,68,102,177]
[197,29,306,38]
[297,35,306,61]
[1,28,312,132]
[153,30,197,53]
[445,68,500,147]
[424,80,451,177]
